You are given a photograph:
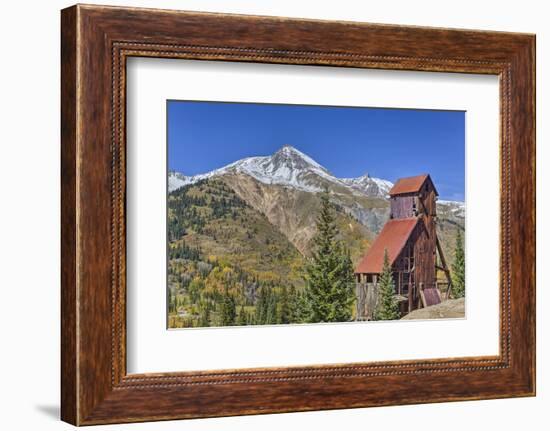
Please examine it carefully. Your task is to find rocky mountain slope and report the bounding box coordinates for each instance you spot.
[221,173,373,261]
[168,179,305,287]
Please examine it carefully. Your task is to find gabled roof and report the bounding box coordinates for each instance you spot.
[389,174,438,196]
[355,218,420,274]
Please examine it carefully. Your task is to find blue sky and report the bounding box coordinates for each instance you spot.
[168,100,465,201]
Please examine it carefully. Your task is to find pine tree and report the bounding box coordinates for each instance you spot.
[333,247,355,319]
[293,290,311,323]
[168,290,175,313]
[304,189,355,323]
[255,286,268,324]
[265,290,278,325]
[220,287,236,326]
[277,285,291,324]
[451,229,465,298]
[374,249,400,321]
[198,300,210,327]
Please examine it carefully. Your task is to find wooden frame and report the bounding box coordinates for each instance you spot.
[61,4,535,425]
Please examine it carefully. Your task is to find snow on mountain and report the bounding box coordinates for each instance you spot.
[437,199,466,217]
[223,145,341,192]
[340,174,393,199]
[169,145,388,199]
[168,171,193,191]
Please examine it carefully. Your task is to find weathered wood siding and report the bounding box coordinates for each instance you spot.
[407,180,438,309]
[355,282,379,321]
[390,195,416,219]
[413,221,436,301]
[418,185,437,240]
[393,241,414,296]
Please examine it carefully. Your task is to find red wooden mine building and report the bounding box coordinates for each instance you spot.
[354,174,452,320]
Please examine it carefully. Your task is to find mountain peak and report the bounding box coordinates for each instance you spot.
[274,144,308,158]
[271,145,327,172]
[340,174,393,198]
[168,145,392,198]
[278,144,295,151]
[273,144,296,158]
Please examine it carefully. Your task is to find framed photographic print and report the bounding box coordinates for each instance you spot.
[61,4,535,425]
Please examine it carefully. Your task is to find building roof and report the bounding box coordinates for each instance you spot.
[389,174,438,196]
[355,218,420,274]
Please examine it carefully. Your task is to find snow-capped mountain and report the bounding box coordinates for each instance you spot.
[437,199,466,218]
[168,171,193,192]
[340,174,393,199]
[168,145,392,198]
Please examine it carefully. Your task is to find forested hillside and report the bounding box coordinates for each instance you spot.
[168,179,307,327]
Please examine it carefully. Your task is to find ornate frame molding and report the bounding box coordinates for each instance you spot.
[61,5,534,425]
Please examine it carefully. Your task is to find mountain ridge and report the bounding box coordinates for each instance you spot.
[168,145,465,260]
[169,145,398,200]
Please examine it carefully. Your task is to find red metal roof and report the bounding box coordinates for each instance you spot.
[389,174,438,196]
[355,218,419,274]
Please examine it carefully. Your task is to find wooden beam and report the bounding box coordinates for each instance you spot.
[419,196,429,217]
[436,235,453,298]
[398,271,402,295]
[435,287,442,303]
[408,284,412,313]
[436,236,450,272]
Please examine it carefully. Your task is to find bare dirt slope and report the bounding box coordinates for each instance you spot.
[401,298,465,320]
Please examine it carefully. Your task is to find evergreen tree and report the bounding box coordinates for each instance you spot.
[277,285,291,324]
[220,287,236,326]
[266,293,278,324]
[168,290,175,313]
[286,285,298,322]
[198,300,210,327]
[451,229,466,298]
[303,189,355,323]
[374,249,400,321]
[335,248,355,317]
[255,286,278,325]
[293,290,311,323]
[255,286,268,324]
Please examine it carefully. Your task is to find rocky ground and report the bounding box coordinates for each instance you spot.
[401,298,465,320]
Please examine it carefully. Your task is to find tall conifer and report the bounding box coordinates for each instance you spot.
[374,249,400,320]
[278,285,291,324]
[304,189,355,322]
[220,287,236,326]
[451,229,466,298]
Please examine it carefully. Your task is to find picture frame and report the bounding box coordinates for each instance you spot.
[61,4,535,425]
